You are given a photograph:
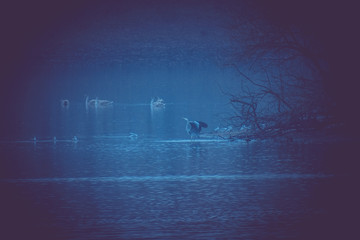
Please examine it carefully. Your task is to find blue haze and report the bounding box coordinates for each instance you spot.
[0,1,359,240]
[2,0,238,140]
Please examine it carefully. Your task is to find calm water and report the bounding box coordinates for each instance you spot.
[1,104,358,240]
[2,1,359,239]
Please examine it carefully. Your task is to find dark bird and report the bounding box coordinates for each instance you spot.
[183,117,208,138]
[60,99,70,108]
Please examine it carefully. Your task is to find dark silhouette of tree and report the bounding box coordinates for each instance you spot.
[221,1,345,140]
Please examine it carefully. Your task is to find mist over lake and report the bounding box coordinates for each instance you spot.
[1,1,359,239]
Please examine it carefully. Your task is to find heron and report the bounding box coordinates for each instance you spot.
[182,117,208,138]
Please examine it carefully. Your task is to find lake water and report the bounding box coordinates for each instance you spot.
[2,1,359,239]
[1,104,358,240]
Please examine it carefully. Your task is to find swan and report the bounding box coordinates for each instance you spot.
[85,96,113,109]
[150,97,165,110]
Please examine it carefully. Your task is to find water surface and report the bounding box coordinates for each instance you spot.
[1,104,358,239]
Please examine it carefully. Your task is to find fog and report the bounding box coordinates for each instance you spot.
[1,1,242,139]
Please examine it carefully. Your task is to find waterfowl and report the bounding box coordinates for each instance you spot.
[150,97,166,110]
[183,117,208,138]
[85,96,113,109]
[60,99,70,108]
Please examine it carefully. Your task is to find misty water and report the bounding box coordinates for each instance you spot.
[1,1,359,239]
[1,102,357,239]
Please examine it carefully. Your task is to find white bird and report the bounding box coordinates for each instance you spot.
[85,96,113,109]
[150,97,166,111]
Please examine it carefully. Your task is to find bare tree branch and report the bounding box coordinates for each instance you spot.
[220,8,332,140]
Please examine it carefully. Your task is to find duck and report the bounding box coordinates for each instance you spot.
[85,96,113,109]
[150,97,166,110]
[60,99,70,108]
